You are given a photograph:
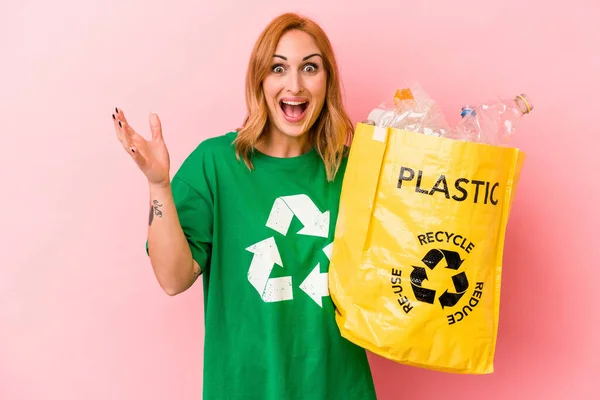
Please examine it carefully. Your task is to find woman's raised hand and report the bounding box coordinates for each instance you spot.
[113,108,171,187]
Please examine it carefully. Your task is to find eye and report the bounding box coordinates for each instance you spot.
[272,64,285,74]
[303,63,318,73]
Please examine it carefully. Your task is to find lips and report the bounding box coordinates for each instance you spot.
[279,98,309,123]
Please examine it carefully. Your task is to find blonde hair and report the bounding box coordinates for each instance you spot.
[233,12,353,182]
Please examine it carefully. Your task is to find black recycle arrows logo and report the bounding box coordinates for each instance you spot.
[410,249,469,309]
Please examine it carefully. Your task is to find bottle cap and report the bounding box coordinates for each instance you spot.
[515,94,533,114]
[394,88,414,103]
[461,105,476,117]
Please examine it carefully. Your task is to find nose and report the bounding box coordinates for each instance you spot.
[286,70,303,94]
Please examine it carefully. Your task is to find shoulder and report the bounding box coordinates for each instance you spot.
[185,131,238,163]
[173,131,239,187]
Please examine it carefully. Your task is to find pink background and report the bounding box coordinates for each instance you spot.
[2,0,598,399]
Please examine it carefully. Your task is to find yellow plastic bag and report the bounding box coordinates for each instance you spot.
[329,122,525,374]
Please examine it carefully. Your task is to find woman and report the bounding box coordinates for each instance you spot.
[112,12,377,400]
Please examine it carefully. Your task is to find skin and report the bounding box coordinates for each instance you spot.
[111,29,326,295]
[257,29,327,158]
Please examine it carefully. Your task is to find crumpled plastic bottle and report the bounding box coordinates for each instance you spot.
[364,83,451,137]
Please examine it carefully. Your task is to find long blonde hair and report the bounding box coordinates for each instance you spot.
[233,13,353,182]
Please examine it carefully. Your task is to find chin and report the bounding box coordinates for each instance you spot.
[278,122,309,137]
[272,120,314,140]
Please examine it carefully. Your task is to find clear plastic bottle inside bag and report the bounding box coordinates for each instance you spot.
[363,85,533,146]
[452,94,534,145]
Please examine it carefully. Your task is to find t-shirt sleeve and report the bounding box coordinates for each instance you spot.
[145,144,215,274]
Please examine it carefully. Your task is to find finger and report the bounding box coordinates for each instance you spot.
[115,108,148,143]
[121,129,143,161]
[113,108,148,165]
[114,106,129,125]
[113,115,126,144]
[115,120,130,149]
[113,106,131,141]
[120,118,149,150]
[129,145,147,169]
[115,118,135,151]
[149,112,163,141]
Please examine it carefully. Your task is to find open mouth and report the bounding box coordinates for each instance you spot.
[280,100,309,122]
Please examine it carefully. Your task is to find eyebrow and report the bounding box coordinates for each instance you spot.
[273,53,322,61]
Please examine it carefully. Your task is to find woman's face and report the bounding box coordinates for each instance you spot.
[262,29,327,141]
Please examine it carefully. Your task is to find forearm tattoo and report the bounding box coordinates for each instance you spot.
[149,200,163,225]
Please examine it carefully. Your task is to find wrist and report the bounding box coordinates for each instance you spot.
[148,179,171,191]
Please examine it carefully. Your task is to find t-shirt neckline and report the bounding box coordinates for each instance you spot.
[251,147,320,168]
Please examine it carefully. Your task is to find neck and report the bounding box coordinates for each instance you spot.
[256,130,312,158]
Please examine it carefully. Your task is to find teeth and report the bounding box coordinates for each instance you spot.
[282,100,307,106]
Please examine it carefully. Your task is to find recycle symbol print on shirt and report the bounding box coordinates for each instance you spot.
[246,194,332,307]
